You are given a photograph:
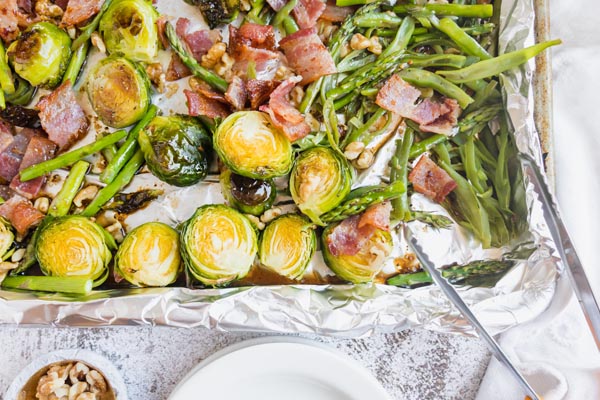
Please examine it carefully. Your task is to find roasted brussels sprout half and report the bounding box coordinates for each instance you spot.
[99,0,159,62]
[184,0,240,29]
[35,216,116,286]
[259,214,316,280]
[220,168,276,216]
[115,222,182,287]
[86,56,151,128]
[180,204,258,286]
[138,115,211,187]
[6,22,71,89]
[0,218,15,261]
[214,111,293,179]
[289,147,353,224]
[321,223,393,284]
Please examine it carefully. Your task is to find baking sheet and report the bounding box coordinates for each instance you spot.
[0,0,560,337]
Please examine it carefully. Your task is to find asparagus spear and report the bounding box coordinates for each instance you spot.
[1,276,93,295]
[72,0,114,50]
[0,40,15,96]
[411,211,454,230]
[434,17,491,60]
[389,127,414,221]
[48,161,90,217]
[399,68,474,108]
[392,4,494,18]
[62,41,90,86]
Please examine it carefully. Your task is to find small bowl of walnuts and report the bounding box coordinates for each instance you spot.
[5,350,127,400]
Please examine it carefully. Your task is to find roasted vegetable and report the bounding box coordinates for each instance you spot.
[86,56,152,128]
[99,0,160,62]
[6,22,72,89]
[115,222,182,287]
[289,146,352,224]
[35,216,116,287]
[214,111,293,179]
[259,214,316,280]
[321,222,393,284]
[138,115,212,187]
[185,0,240,29]
[180,204,257,286]
[4,77,36,106]
[220,168,276,216]
[0,218,14,261]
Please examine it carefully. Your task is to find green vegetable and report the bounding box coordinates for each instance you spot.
[0,218,14,260]
[399,68,474,109]
[48,161,90,217]
[389,127,414,221]
[186,0,240,29]
[72,0,114,50]
[99,0,159,62]
[1,276,93,295]
[259,214,316,280]
[180,204,258,286]
[86,56,152,128]
[437,39,562,83]
[435,17,491,60]
[138,115,211,187]
[321,222,393,284]
[35,216,116,287]
[0,40,15,95]
[62,40,90,86]
[289,147,352,225]
[220,169,276,216]
[7,22,72,89]
[214,111,293,179]
[4,77,36,106]
[392,4,494,18]
[115,222,182,287]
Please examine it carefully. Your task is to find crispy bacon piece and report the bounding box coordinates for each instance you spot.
[0,121,14,154]
[191,79,229,103]
[358,202,392,232]
[37,81,89,151]
[259,76,310,142]
[9,136,57,199]
[417,98,460,136]
[61,0,104,27]
[0,128,37,183]
[246,79,279,110]
[0,0,28,42]
[157,16,169,49]
[166,54,192,81]
[408,155,457,203]
[375,75,421,118]
[229,24,281,81]
[293,0,326,29]
[279,28,336,85]
[176,18,216,62]
[184,89,229,119]
[0,194,44,237]
[230,23,276,54]
[225,76,247,111]
[320,1,354,22]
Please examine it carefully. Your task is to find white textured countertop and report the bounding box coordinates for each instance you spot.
[1,327,490,399]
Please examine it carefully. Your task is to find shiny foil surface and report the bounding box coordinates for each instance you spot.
[0,0,560,337]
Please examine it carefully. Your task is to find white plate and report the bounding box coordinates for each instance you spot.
[169,338,391,400]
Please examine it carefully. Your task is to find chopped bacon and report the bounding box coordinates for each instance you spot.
[0,0,23,42]
[266,0,286,11]
[375,75,421,118]
[320,1,354,22]
[184,89,230,119]
[229,24,281,81]
[246,79,279,110]
[259,76,310,142]
[165,54,192,81]
[231,23,276,53]
[225,76,247,111]
[9,136,57,199]
[37,81,89,151]
[0,121,14,154]
[176,18,216,62]
[293,0,326,29]
[279,28,336,85]
[61,0,105,27]
[0,128,37,184]
[358,202,392,232]
[408,155,457,203]
[191,79,229,104]
[418,98,460,136]
[0,194,44,237]
[157,16,169,49]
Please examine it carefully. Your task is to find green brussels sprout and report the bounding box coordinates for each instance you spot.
[214,111,293,179]
[321,222,393,284]
[6,22,71,89]
[35,216,116,286]
[220,168,276,216]
[259,214,316,280]
[86,56,151,128]
[114,222,182,287]
[138,115,212,187]
[99,0,159,63]
[289,147,353,224]
[180,204,258,286]
[0,218,15,261]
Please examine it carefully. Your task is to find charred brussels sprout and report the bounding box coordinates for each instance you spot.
[6,22,71,89]
[0,218,15,261]
[220,168,276,216]
[115,222,182,287]
[86,56,151,128]
[214,111,293,179]
[35,216,116,286]
[99,0,159,62]
[138,115,211,187]
[289,147,353,224]
[321,223,393,284]
[185,0,240,29]
[180,204,257,286]
[259,214,316,280]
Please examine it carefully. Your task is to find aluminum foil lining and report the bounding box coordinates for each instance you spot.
[0,0,560,337]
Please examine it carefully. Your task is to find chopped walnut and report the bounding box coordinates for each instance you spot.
[394,253,421,274]
[274,64,294,81]
[90,32,106,54]
[201,42,227,69]
[145,63,166,93]
[34,362,110,400]
[260,207,282,224]
[289,86,304,108]
[368,36,382,55]
[35,0,64,20]
[214,52,235,80]
[86,370,107,393]
[350,33,371,51]
[343,141,365,161]
[245,214,265,230]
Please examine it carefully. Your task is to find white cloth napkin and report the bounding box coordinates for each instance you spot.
[476,0,600,399]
